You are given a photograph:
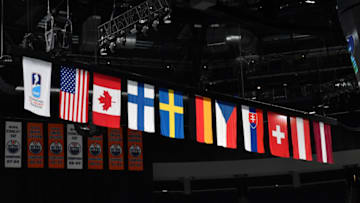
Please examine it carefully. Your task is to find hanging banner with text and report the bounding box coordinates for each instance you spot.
[5,121,22,168]
[67,124,83,169]
[108,128,124,170]
[127,130,143,171]
[27,122,44,168]
[48,123,64,169]
[88,135,103,170]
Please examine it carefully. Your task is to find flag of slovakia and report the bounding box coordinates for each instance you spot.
[241,105,264,153]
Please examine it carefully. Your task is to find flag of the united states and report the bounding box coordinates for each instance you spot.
[59,66,89,123]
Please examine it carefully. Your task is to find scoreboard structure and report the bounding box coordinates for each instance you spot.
[338,0,360,87]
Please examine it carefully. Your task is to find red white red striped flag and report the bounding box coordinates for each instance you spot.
[59,67,90,123]
[313,121,334,164]
[290,117,312,161]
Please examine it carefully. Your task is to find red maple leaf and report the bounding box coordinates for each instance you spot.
[98,91,112,111]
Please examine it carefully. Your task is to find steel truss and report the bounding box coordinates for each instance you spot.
[97,0,169,44]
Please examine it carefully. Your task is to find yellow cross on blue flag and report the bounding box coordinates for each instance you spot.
[159,88,184,139]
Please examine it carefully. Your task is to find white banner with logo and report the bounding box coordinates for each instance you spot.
[67,124,83,169]
[23,57,52,117]
[5,121,22,168]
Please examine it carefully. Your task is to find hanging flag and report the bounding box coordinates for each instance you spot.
[88,134,104,170]
[5,121,22,168]
[195,96,213,144]
[127,80,155,133]
[59,66,89,123]
[108,128,124,170]
[128,130,144,171]
[23,57,52,117]
[241,105,264,153]
[27,122,44,168]
[313,121,334,164]
[215,100,237,149]
[159,88,184,139]
[268,112,289,158]
[92,73,121,128]
[48,123,65,168]
[67,124,83,169]
[290,117,312,161]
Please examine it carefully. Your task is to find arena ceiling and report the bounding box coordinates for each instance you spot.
[1,0,359,126]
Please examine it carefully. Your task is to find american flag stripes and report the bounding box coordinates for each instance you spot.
[59,66,90,123]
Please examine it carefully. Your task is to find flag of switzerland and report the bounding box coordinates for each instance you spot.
[268,112,289,158]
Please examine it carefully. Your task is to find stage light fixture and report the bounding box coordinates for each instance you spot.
[109,41,116,53]
[152,19,160,30]
[139,19,147,24]
[130,24,137,34]
[141,25,149,35]
[163,14,171,24]
[116,36,126,46]
[100,47,108,56]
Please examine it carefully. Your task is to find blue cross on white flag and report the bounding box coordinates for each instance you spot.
[127,80,155,133]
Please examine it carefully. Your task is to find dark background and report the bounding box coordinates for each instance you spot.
[2,0,360,202]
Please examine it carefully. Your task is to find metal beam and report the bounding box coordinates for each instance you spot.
[97,0,169,44]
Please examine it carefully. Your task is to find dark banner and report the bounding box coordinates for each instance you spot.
[108,128,124,170]
[127,130,143,171]
[27,122,44,168]
[88,135,103,170]
[48,123,65,169]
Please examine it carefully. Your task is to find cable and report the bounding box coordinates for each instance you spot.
[67,0,69,19]
[1,0,4,58]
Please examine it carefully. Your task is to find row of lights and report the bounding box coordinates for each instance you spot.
[100,7,171,55]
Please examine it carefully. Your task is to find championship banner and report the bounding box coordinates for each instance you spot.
[88,135,103,170]
[127,130,143,171]
[27,122,44,168]
[67,124,83,169]
[108,128,124,170]
[48,124,64,169]
[5,121,22,168]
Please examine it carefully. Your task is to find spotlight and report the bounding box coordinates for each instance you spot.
[141,25,149,35]
[116,36,126,46]
[152,19,159,30]
[99,47,108,56]
[130,24,137,34]
[139,19,147,24]
[163,14,171,24]
[109,41,116,53]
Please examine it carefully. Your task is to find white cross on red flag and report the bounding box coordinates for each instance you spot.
[268,111,289,158]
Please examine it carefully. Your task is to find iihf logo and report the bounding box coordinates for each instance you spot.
[89,143,101,156]
[129,145,141,157]
[29,141,42,154]
[6,140,20,154]
[68,142,81,155]
[110,144,122,156]
[50,141,63,154]
[32,73,41,98]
